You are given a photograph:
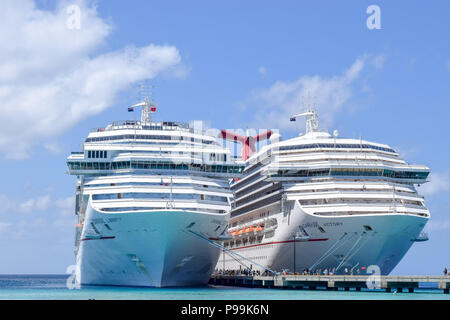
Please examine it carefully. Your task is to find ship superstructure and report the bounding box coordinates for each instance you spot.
[67,95,244,287]
[217,109,430,275]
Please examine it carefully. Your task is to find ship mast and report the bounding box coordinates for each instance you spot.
[129,82,157,125]
[289,92,319,133]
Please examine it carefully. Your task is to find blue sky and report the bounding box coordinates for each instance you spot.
[0,0,448,275]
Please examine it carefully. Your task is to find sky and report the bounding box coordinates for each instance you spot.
[0,0,448,275]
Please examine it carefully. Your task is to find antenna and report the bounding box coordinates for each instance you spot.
[333,130,339,149]
[129,81,158,125]
[290,92,319,134]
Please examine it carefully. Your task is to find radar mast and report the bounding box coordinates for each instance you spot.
[129,81,157,125]
[290,92,319,134]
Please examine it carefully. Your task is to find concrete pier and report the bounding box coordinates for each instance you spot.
[209,274,450,294]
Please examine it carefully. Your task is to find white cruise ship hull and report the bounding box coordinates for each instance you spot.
[219,202,427,275]
[76,203,229,287]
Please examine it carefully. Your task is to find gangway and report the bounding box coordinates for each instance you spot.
[187,230,278,275]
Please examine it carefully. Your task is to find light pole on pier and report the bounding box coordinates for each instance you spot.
[293,232,301,275]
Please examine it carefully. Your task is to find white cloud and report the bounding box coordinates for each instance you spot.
[0,222,10,232]
[0,193,73,215]
[55,196,74,209]
[424,219,450,232]
[242,55,383,132]
[19,195,51,213]
[258,66,268,76]
[0,0,184,159]
[52,218,74,231]
[55,195,75,216]
[371,53,386,69]
[43,142,64,155]
[419,171,450,196]
[0,194,16,214]
[391,144,422,160]
[0,192,76,239]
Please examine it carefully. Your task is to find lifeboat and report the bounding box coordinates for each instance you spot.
[247,226,255,233]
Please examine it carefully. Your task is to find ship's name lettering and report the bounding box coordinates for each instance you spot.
[322,222,343,227]
[301,222,319,228]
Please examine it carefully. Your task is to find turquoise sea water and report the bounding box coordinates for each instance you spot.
[0,274,449,300]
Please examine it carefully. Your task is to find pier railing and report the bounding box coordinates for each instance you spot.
[210,274,450,294]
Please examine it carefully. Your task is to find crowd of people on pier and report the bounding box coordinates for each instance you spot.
[215,267,450,277]
[214,266,364,276]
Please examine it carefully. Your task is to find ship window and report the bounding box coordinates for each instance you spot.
[87,151,91,158]
[96,151,100,158]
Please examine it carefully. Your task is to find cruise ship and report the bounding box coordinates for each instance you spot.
[67,96,244,287]
[217,109,430,275]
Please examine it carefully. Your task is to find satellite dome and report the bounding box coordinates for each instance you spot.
[333,129,339,137]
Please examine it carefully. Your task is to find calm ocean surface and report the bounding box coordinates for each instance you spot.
[0,274,449,300]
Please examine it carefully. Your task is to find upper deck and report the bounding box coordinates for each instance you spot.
[67,118,245,178]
